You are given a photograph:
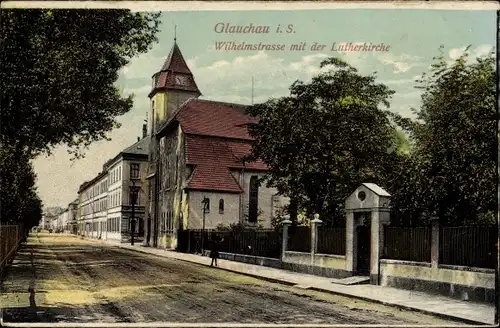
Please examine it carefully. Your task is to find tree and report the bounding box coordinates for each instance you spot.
[1,9,161,159]
[390,46,497,226]
[0,9,161,229]
[245,58,399,226]
[0,141,43,231]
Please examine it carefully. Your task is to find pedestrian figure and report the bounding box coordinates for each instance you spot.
[210,235,221,267]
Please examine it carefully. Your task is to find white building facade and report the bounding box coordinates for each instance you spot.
[77,135,149,243]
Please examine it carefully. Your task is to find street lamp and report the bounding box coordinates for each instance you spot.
[201,197,209,254]
[130,180,141,246]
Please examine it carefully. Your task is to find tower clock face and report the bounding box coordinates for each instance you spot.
[175,75,189,86]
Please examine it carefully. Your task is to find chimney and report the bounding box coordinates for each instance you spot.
[137,137,140,142]
[142,124,147,139]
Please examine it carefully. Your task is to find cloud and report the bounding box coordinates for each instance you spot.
[188,51,339,101]
[378,53,424,74]
[474,44,494,57]
[398,90,422,99]
[119,52,165,80]
[449,46,467,60]
[380,78,418,86]
[447,44,494,65]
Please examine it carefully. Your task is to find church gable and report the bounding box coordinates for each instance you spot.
[184,135,267,194]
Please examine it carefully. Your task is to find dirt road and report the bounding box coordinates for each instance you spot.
[0,233,463,324]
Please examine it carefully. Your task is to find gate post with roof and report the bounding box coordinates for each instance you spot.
[345,183,391,284]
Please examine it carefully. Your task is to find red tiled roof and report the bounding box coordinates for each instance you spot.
[173,99,257,140]
[161,42,192,74]
[185,135,268,193]
[188,166,243,193]
[151,42,201,95]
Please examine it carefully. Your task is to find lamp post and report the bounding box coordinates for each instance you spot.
[201,197,209,254]
[130,180,140,246]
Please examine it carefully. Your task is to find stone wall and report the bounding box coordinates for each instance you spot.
[379,260,495,303]
[282,251,350,278]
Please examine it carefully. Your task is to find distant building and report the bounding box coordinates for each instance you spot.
[41,215,50,230]
[68,199,79,234]
[43,206,65,231]
[144,40,289,249]
[56,209,71,232]
[77,130,149,242]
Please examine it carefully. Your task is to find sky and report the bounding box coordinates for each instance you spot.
[33,8,497,209]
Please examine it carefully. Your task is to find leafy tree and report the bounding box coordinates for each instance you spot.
[0,9,161,229]
[245,58,399,226]
[390,46,497,225]
[1,9,161,159]
[0,141,42,231]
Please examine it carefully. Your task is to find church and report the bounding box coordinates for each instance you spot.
[144,39,289,249]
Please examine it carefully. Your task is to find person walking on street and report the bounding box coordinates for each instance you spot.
[210,235,221,267]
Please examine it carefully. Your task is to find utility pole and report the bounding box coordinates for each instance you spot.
[201,197,209,254]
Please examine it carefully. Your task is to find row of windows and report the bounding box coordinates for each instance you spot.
[85,218,121,233]
[82,197,107,215]
[82,162,141,202]
[80,187,141,214]
[200,176,259,222]
[108,189,122,208]
[83,180,108,201]
[108,218,120,232]
[161,210,175,233]
[110,166,122,185]
[201,198,224,214]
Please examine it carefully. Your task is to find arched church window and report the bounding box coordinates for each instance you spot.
[248,176,259,223]
[219,199,225,214]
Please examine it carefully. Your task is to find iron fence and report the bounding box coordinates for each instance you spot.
[179,229,282,259]
[383,226,432,263]
[439,225,497,269]
[317,227,346,255]
[288,226,311,253]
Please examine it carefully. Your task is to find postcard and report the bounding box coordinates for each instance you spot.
[0,1,498,327]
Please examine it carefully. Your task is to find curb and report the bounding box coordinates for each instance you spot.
[114,245,490,326]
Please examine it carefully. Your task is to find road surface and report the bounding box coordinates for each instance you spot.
[1,233,462,324]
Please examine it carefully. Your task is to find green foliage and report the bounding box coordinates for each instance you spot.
[245,58,399,226]
[270,205,310,230]
[215,220,264,232]
[0,9,161,227]
[1,9,161,159]
[389,45,497,225]
[0,141,43,228]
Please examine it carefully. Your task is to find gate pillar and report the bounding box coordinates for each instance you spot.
[345,183,391,284]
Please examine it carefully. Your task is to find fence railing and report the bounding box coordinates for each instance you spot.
[178,229,282,259]
[383,226,432,263]
[440,225,497,269]
[288,226,311,253]
[0,224,25,277]
[317,227,346,255]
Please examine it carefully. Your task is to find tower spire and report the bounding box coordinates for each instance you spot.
[174,24,177,42]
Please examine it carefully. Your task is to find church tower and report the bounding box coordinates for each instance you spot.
[148,40,201,134]
[145,39,201,247]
